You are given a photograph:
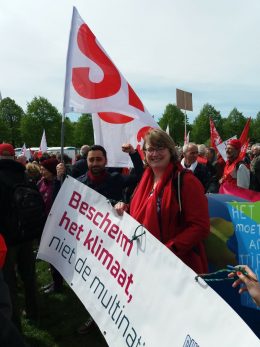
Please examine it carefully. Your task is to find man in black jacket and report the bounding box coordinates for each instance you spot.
[0,143,38,330]
[181,143,210,191]
[57,144,144,205]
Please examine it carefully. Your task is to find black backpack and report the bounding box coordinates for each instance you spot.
[0,173,46,246]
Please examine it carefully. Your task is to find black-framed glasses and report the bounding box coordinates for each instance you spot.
[144,146,166,154]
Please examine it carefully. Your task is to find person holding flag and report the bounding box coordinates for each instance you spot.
[220,139,250,189]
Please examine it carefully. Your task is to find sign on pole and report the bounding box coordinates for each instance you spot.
[176,89,193,111]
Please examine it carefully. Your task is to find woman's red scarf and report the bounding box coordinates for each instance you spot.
[130,162,182,244]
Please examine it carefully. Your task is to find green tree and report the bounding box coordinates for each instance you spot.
[158,104,188,145]
[0,97,24,146]
[63,117,76,146]
[73,113,94,147]
[222,108,247,140]
[21,97,62,147]
[250,112,260,142]
[192,103,222,144]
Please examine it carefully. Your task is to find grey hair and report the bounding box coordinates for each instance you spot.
[182,143,198,154]
[252,143,260,150]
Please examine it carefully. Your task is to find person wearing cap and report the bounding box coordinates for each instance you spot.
[38,158,59,216]
[0,143,38,330]
[220,139,250,189]
[37,158,64,294]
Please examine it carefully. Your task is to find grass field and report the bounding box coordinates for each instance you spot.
[20,259,108,347]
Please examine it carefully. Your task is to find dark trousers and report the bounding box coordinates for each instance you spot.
[3,241,38,330]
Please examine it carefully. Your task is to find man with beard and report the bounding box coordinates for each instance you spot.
[220,139,250,189]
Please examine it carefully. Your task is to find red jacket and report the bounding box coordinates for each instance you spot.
[170,172,210,273]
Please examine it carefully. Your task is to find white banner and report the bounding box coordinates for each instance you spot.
[37,176,259,346]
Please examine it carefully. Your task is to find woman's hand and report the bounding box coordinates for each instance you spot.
[121,143,135,154]
[228,265,260,306]
[56,163,66,180]
[114,201,129,216]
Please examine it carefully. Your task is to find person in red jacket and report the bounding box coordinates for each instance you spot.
[115,128,210,274]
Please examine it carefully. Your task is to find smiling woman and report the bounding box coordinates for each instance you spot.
[115,128,210,274]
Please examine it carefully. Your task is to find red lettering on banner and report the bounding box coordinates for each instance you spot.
[69,191,81,209]
[72,24,121,99]
[93,211,103,226]
[67,191,133,256]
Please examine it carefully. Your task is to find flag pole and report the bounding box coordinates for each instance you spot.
[184,94,187,144]
[60,113,65,163]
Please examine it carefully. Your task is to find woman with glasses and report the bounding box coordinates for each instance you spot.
[115,128,210,273]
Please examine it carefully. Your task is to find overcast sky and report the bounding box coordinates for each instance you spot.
[1,0,260,123]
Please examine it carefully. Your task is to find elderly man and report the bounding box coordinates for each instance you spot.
[71,144,90,178]
[181,143,210,191]
[220,139,250,189]
[250,143,260,191]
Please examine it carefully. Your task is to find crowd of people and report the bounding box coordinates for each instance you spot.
[0,131,260,346]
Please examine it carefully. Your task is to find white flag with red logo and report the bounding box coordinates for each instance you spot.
[64,7,158,166]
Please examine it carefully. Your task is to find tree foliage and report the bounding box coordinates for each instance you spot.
[250,112,260,142]
[222,108,247,140]
[0,95,258,150]
[158,104,189,145]
[192,103,222,144]
[73,113,94,147]
[0,97,24,146]
[20,97,62,147]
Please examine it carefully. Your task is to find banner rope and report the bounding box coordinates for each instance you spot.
[195,265,256,283]
[131,225,146,242]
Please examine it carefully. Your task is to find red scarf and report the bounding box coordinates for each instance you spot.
[87,170,108,185]
[223,157,241,185]
[130,162,182,244]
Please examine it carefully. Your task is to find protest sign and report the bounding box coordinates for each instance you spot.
[227,201,260,310]
[38,176,259,346]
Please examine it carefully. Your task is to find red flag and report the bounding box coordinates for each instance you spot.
[210,118,222,150]
[219,181,260,202]
[239,118,251,146]
[237,118,251,160]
